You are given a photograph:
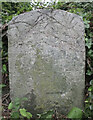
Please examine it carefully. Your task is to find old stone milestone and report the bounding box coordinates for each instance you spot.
[8,9,85,115]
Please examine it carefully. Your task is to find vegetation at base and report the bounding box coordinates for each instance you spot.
[8,98,32,119]
[1,1,93,119]
[7,99,85,119]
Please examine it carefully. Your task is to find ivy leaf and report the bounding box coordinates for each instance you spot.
[86,69,92,76]
[90,80,93,85]
[85,38,92,49]
[87,50,93,58]
[19,108,32,119]
[2,64,7,72]
[19,108,27,117]
[88,86,92,92]
[26,112,32,119]
[8,102,13,110]
[0,84,6,88]
[90,105,93,110]
[85,100,89,103]
[67,107,83,119]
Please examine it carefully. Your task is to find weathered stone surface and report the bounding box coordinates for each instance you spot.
[8,9,85,115]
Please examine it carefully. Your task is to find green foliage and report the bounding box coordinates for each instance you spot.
[37,110,54,120]
[19,108,32,119]
[8,99,21,118]
[8,98,53,119]
[67,107,83,119]
[8,98,32,119]
[2,2,32,24]
[0,84,6,89]
[8,102,13,110]
[86,69,93,76]
[2,64,7,73]
[84,79,93,118]
[85,38,93,49]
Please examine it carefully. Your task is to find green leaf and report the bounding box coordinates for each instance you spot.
[86,70,93,76]
[0,84,6,88]
[19,108,32,119]
[19,108,27,117]
[67,107,83,119]
[2,64,7,72]
[8,102,13,110]
[90,80,93,85]
[85,38,92,49]
[88,86,92,92]
[85,100,89,103]
[26,112,32,119]
[89,105,93,110]
[88,50,93,57]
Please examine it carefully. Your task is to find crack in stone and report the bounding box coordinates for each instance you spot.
[37,10,65,27]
